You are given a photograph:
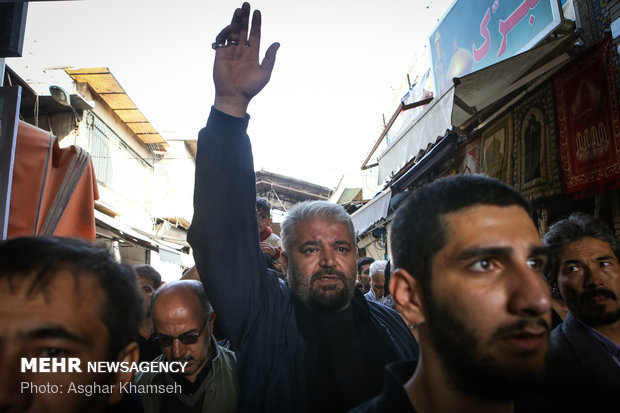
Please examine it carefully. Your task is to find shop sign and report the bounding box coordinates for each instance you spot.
[429,0,562,97]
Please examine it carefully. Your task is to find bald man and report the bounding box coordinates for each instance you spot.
[135,280,238,413]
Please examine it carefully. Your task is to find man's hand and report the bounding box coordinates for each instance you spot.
[213,2,280,118]
[260,242,277,257]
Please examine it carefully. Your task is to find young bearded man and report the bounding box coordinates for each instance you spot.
[351,175,565,413]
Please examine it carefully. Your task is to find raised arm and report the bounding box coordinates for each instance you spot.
[212,2,280,117]
[188,3,282,349]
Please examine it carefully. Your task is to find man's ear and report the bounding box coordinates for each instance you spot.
[108,341,139,405]
[281,251,288,274]
[268,217,273,226]
[391,268,426,327]
[208,311,216,332]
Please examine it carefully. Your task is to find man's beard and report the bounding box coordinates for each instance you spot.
[425,291,549,402]
[577,287,620,326]
[288,260,355,312]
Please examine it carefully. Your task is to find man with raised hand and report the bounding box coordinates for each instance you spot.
[187,3,418,412]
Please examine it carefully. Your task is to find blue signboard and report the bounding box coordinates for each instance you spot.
[429,0,563,97]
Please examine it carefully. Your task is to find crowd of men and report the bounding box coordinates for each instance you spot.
[1,2,619,413]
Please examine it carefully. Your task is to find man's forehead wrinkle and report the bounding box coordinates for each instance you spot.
[300,240,321,247]
[596,255,616,261]
[562,255,614,264]
[154,291,203,325]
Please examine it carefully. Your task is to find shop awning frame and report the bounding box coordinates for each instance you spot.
[376,35,575,184]
[350,188,392,235]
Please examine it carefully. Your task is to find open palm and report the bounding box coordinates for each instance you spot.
[213,3,279,117]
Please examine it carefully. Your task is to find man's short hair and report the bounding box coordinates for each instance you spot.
[256,197,272,217]
[281,200,356,253]
[135,264,162,290]
[543,212,620,283]
[357,257,375,274]
[152,280,213,319]
[390,174,532,292]
[369,260,387,278]
[0,236,143,358]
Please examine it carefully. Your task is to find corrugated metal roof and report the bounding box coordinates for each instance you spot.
[65,67,168,152]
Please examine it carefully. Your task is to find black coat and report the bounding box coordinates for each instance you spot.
[188,108,419,413]
[541,311,620,412]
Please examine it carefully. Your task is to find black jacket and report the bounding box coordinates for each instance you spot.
[188,108,419,412]
[540,311,620,412]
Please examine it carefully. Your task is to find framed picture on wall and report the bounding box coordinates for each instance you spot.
[513,82,562,200]
[480,113,512,184]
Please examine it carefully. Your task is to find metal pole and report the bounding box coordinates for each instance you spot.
[0,58,5,87]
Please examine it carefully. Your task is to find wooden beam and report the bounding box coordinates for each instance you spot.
[453,95,476,116]
[361,96,433,170]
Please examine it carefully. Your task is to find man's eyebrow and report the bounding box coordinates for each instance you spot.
[596,255,615,261]
[23,326,83,343]
[562,259,583,266]
[298,240,353,249]
[456,245,549,261]
[530,246,550,258]
[456,246,512,261]
[299,240,320,249]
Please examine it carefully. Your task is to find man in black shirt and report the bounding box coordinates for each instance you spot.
[351,175,561,413]
[187,3,418,411]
